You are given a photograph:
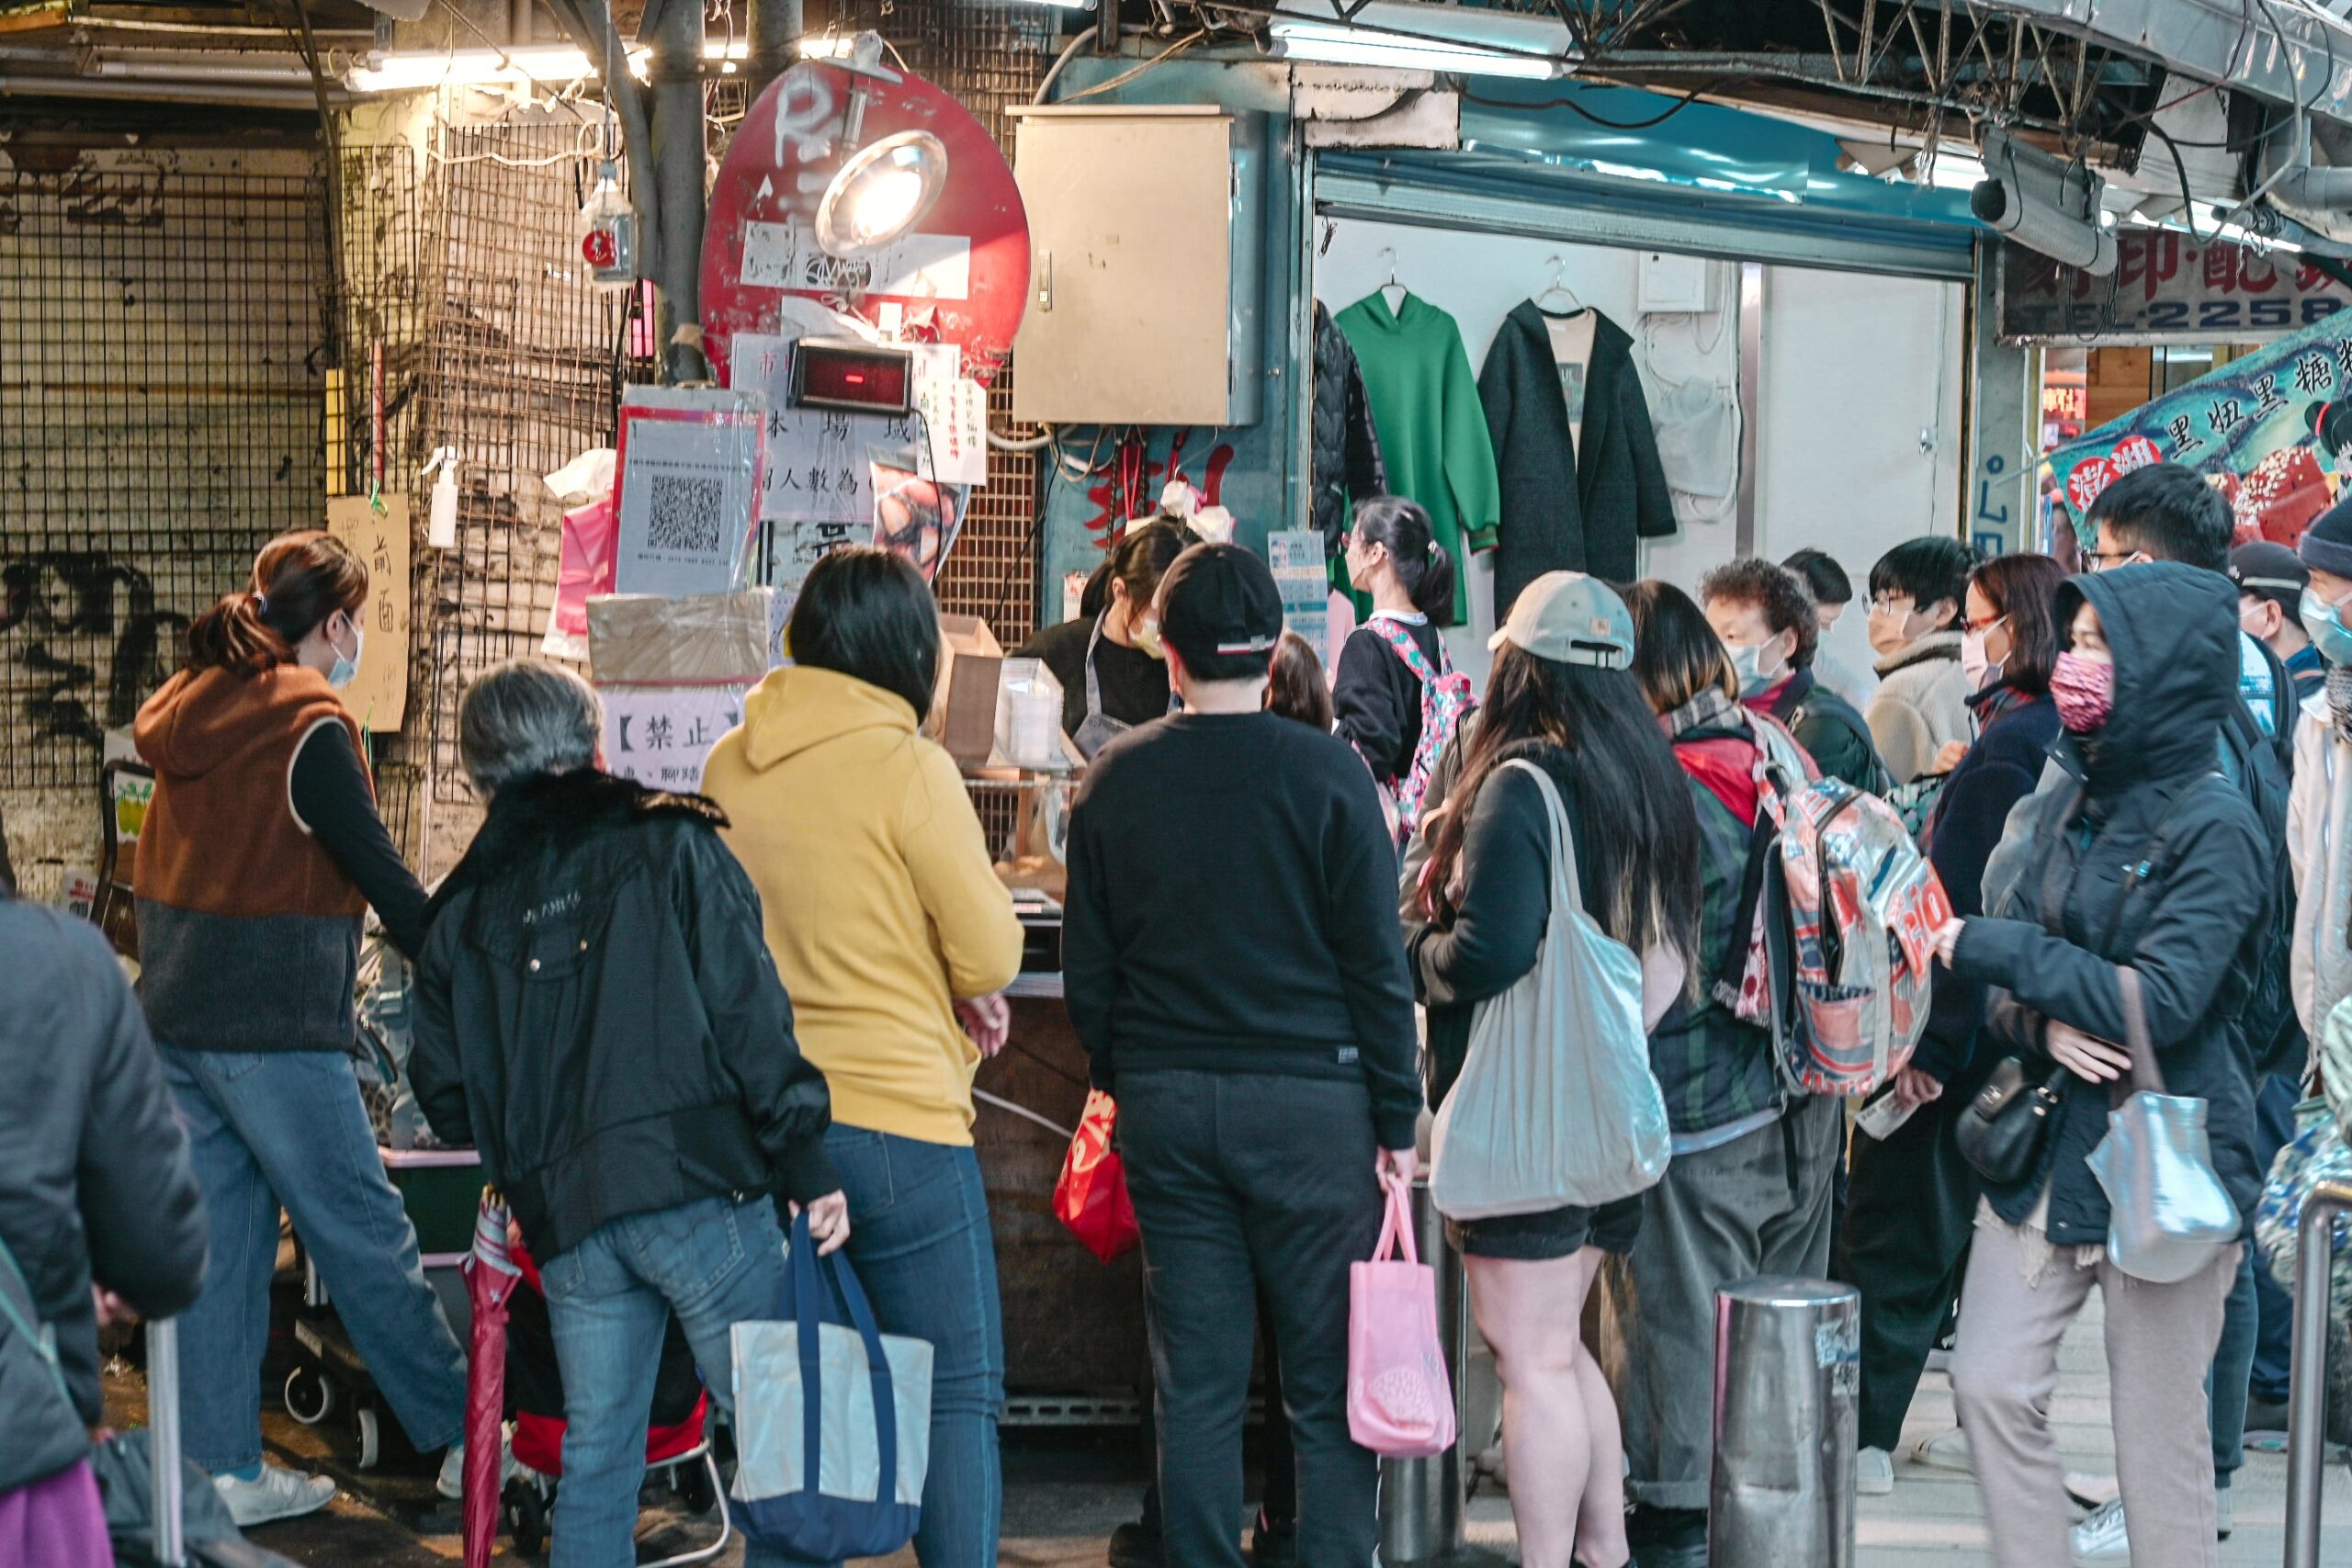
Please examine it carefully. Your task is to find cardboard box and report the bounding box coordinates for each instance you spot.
[588,589,779,685]
[934,615,1003,767]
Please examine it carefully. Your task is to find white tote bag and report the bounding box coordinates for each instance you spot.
[1430,761,1673,1220]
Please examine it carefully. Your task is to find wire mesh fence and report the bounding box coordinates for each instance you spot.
[0,155,327,793]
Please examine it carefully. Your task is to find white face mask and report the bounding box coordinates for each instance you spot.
[328,617,364,690]
[1960,618,2004,691]
[1725,637,1785,696]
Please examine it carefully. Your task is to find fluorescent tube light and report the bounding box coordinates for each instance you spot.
[1268,1,1569,79]
[347,34,854,91]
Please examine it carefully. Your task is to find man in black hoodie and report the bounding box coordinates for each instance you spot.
[1065,544,1419,1568]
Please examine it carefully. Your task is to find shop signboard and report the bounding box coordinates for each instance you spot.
[1998,231,2352,344]
[323,495,410,731]
[2048,310,2352,547]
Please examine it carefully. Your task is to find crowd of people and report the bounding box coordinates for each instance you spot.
[3,457,2346,1568]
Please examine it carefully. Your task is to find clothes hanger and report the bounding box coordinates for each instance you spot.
[1535,255,1585,313]
[1378,247,1407,313]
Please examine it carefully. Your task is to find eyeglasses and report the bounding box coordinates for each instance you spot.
[1868,594,1912,615]
[2086,547,2143,571]
[1962,612,2007,634]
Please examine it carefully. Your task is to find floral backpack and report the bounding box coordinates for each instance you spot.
[1369,619,1477,844]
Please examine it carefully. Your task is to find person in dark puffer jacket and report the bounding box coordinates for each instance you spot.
[412,659,843,1568]
[1311,299,1387,558]
[0,892,205,1567]
[1935,561,2266,1568]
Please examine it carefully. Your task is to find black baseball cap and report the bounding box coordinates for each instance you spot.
[1159,542,1284,663]
[2230,540,2308,614]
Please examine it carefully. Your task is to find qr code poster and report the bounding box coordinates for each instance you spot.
[614,388,765,599]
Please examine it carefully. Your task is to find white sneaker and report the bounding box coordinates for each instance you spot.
[2070,1498,2128,1565]
[1912,1427,1972,1472]
[212,1463,335,1528]
[1856,1446,1894,1495]
[436,1431,516,1501]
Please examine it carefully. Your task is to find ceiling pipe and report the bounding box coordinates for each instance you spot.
[2262,108,2352,213]
[0,73,333,106]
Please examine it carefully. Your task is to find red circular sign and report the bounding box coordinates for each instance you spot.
[2109,434,2162,476]
[701,59,1030,389]
[2066,456,2118,515]
[582,229,617,269]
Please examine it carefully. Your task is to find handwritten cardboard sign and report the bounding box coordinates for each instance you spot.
[325,495,410,731]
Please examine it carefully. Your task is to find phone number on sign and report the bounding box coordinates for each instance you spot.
[2012,296,2348,337]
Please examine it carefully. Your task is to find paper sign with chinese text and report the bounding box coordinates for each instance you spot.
[324,495,410,731]
[1999,231,2352,344]
[599,683,748,794]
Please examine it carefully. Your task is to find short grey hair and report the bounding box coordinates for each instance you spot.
[459,659,603,797]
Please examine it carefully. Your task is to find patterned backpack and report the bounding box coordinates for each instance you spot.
[1369,619,1477,843]
[1718,726,1949,1097]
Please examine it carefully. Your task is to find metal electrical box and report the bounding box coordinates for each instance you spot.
[1008,105,1265,427]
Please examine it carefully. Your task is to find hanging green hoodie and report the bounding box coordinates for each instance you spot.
[1333,291,1501,625]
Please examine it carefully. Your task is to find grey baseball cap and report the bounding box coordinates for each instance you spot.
[1488,571,1635,670]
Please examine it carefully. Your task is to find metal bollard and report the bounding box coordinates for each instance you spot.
[1379,1180,1468,1564]
[149,1316,185,1568]
[2286,1179,2352,1568]
[1709,1277,1859,1568]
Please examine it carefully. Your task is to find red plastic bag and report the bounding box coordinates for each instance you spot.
[1055,1089,1140,1263]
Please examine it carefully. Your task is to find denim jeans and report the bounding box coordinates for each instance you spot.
[771,1127,1005,1568]
[2210,1247,2257,1484]
[161,1046,467,1472]
[539,1195,793,1568]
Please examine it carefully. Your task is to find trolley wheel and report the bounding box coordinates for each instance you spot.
[510,1483,546,1557]
[283,1367,336,1427]
[355,1406,380,1470]
[674,1455,717,1514]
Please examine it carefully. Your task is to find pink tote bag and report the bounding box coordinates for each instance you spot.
[1347,1179,1456,1460]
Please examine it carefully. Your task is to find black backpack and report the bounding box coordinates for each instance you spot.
[2218,677,2300,1078]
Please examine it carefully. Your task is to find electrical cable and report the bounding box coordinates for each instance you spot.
[1033,24,1099,104]
[1053,29,1207,103]
[1461,76,1724,130]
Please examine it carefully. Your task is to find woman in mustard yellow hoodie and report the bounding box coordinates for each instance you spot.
[703,548,1024,1568]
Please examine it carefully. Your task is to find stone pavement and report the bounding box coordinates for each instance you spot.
[107,1290,2352,1565]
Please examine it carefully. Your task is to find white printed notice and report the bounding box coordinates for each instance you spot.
[613,388,764,599]
[600,683,748,793]
[736,331,914,593]
[912,344,989,489]
[739,221,974,300]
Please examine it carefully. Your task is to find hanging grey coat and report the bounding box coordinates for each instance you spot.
[1477,301,1676,612]
[1312,300,1388,556]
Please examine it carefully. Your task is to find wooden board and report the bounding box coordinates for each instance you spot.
[325,495,410,732]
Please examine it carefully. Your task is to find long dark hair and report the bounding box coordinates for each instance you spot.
[1352,495,1456,627]
[1423,643,1701,965]
[786,547,942,722]
[186,531,368,676]
[1265,630,1334,731]
[1625,580,1738,716]
[1077,519,1200,622]
[1970,552,2068,697]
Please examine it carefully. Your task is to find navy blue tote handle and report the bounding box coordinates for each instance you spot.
[787,1210,900,1506]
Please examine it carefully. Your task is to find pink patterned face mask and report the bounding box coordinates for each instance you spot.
[2051,649,2115,734]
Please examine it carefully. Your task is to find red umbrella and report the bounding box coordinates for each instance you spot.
[462,1191,519,1568]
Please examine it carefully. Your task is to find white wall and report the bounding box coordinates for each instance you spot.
[1315,219,1964,688]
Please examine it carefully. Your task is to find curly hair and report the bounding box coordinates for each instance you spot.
[1698,558,1821,671]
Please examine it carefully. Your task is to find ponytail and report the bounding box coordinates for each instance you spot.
[1351,494,1455,628]
[1413,541,1455,625]
[186,530,368,677]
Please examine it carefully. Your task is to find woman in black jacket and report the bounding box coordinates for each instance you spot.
[1408,572,1699,1568]
[1934,562,2266,1568]
[1842,551,2066,1495]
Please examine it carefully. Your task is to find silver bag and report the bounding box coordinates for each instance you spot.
[1430,761,1671,1220]
[2086,966,2240,1284]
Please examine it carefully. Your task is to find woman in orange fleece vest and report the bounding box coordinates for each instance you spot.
[134,531,469,1527]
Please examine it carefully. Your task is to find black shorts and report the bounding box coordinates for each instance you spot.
[1446,1192,1644,1261]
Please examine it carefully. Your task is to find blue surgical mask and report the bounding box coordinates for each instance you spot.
[328,620,364,690]
[1725,638,1784,696]
[2301,587,2352,668]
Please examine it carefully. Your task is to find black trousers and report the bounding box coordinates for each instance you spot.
[1838,1090,1981,1453]
[1119,1068,1385,1568]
